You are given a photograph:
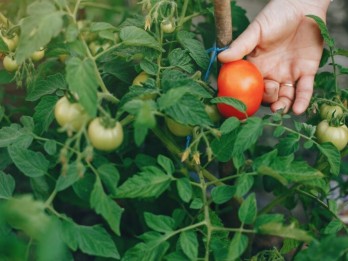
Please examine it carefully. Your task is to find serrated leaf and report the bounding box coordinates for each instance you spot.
[316,143,341,176]
[8,144,49,177]
[98,164,120,195]
[211,96,247,115]
[90,22,116,32]
[277,133,300,156]
[177,31,209,69]
[56,162,84,191]
[26,74,66,101]
[307,15,334,48]
[236,117,263,152]
[168,48,195,73]
[227,233,248,260]
[120,26,163,52]
[144,212,176,233]
[0,171,15,199]
[238,193,257,224]
[211,130,238,162]
[16,2,64,63]
[114,167,172,198]
[157,155,174,175]
[258,222,313,242]
[122,241,169,261]
[176,178,192,203]
[0,125,26,148]
[179,231,198,260]
[90,176,124,235]
[33,96,58,134]
[60,220,119,259]
[164,94,212,126]
[66,57,98,117]
[219,117,240,134]
[211,185,235,204]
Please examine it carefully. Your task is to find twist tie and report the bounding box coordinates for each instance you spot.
[203,43,229,82]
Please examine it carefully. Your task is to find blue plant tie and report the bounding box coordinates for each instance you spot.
[203,44,229,82]
[185,135,192,149]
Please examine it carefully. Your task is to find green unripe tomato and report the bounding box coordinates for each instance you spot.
[87,118,124,151]
[319,104,343,120]
[205,104,222,123]
[315,120,348,151]
[31,48,45,62]
[3,55,19,72]
[54,96,88,132]
[165,117,193,137]
[132,71,149,86]
[161,19,176,33]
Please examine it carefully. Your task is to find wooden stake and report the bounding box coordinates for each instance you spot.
[213,0,233,48]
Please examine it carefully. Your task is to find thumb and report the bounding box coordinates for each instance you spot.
[218,23,260,63]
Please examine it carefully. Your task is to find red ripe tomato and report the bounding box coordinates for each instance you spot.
[217,60,264,120]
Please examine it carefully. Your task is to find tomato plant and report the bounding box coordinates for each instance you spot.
[316,120,348,151]
[217,60,264,120]
[0,1,348,261]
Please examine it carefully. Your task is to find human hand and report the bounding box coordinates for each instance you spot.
[218,0,331,115]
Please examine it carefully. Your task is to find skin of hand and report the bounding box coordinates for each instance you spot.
[218,0,331,115]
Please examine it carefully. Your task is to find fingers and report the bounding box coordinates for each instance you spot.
[270,83,295,113]
[292,75,314,115]
[217,23,260,63]
[268,75,314,114]
[263,80,279,104]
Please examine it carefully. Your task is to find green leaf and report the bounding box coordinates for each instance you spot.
[66,57,98,117]
[211,96,246,114]
[179,230,198,260]
[33,96,58,134]
[211,130,238,162]
[277,133,300,156]
[235,175,254,198]
[114,167,172,198]
[90,22,116,32]
[306,15,334,48]
[0,36,9,53]
[294,235,348,261]
[219,117,240,134]
[227,233,248,260]
[176,178,192,203]
[56,162,84,191]
[8,144,49,177]
[120,26,163,52]
[161,70,212,98]
[43,140,57,156]
[0,125,26,148]
[133,100,157,146]
[16,2,64,63]
[122,241,169,261]
[61,220,119,259]
[144,212,176,233]
[0,70,14,84]
[90,176,124,235]
[232,117,264,156]
[211,185,235,204]
[189,198,203,209]
[238,193,257,224]
[0,172,15,199]
[177,31,209,69]
[26,74,66,101]
[323,219,344,234]
[164,94,212,126]
[157,155,174,175]
[168,48,195,73]
[257,222,313,242]
[316,143,341,176]
[98,164,120,195]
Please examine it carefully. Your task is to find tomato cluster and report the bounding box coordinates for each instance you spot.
[54,96,124,151]
[216,60,264,120]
